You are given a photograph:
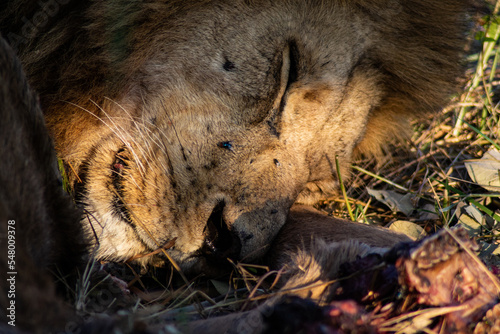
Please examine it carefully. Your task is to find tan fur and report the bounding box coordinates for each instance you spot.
[1,0,469,276]
[268,205,410,267]
[268,206,410,300]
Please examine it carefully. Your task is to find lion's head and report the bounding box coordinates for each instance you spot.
[5,0,467,274]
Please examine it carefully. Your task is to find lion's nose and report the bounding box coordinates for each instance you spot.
[201,201,242,264]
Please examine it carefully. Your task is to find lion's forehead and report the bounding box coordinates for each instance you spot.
[134,3,370,111]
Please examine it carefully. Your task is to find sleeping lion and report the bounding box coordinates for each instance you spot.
[0,0,470,332]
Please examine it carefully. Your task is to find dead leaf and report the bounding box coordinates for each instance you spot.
[465,148,500,192]
[367,188,415,216]
[389,220,425,240]
[210,279,230,296]
[479,241,500,257]
[418,203,439,221]
[455,202,484,236]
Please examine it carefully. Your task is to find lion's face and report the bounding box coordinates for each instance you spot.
[30,1,463,275]
[58,3,380,274]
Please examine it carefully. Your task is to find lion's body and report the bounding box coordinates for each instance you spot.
[0,0,470,332]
